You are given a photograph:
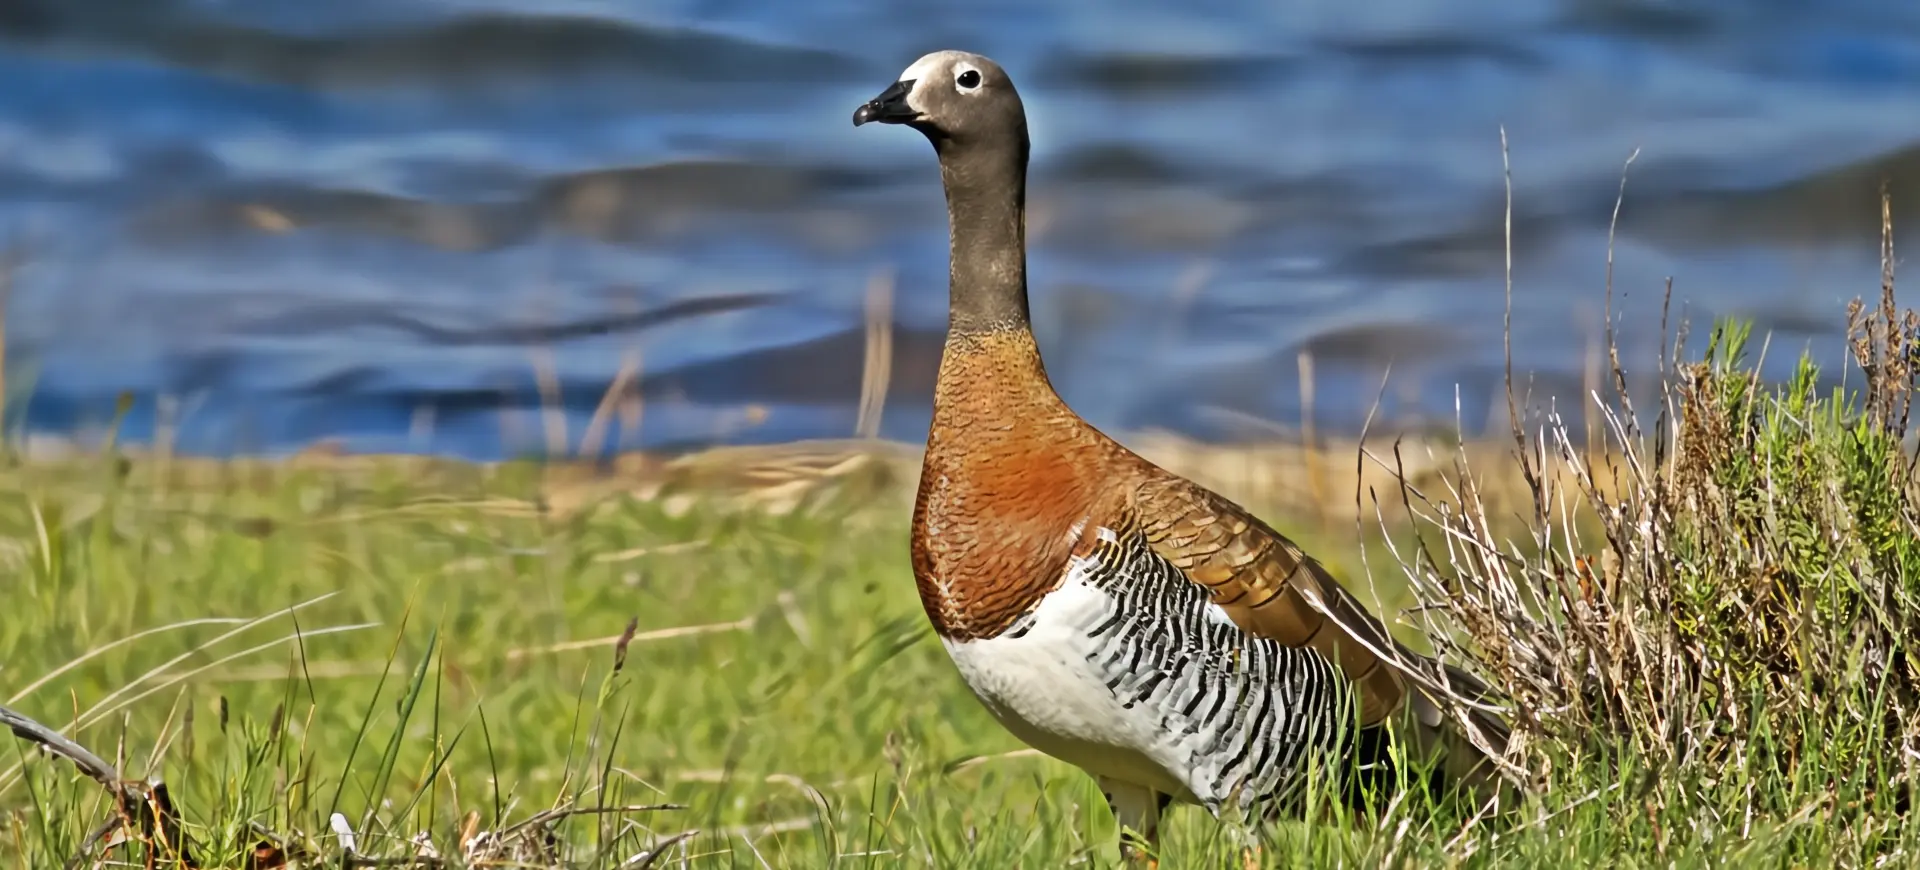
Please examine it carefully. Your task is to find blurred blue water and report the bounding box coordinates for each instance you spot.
[6,0,1920,458]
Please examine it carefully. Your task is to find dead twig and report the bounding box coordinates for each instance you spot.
[621,830,700,869]
[3,702,196,868]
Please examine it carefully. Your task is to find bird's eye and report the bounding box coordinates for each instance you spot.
[956,69,981,90]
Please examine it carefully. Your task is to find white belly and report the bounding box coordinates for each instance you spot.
[934,551,1351,814]
[940,573,1196,799]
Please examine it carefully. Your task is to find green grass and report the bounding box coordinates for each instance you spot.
[0,452,1392,867]
[6,306,1920,867]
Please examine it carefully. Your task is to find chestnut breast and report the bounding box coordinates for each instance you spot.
[909,332,1120,641]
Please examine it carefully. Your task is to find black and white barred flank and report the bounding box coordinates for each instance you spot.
[995,527,1399,815]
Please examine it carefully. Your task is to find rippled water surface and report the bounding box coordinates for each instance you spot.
[8,0,1920,457]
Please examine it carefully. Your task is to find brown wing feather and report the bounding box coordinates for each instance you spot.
[1125,471,1513,796]
[1129,473,1412,727]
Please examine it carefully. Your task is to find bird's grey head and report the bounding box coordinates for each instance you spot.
[851,50,1026,147]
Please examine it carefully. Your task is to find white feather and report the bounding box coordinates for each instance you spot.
[939,557,1198,801]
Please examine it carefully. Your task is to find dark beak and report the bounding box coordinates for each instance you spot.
[852,80,919,126]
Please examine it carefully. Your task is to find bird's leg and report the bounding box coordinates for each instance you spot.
[1213,794,1266,870]
[1098,777,1166,868]
[1224,817,1264,869]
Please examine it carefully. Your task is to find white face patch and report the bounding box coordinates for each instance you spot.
[897,50,982,112]
[952,61,983,96]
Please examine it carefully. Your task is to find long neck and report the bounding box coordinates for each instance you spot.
[936,136,1032,335]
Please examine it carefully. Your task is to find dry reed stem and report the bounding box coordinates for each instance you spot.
[580,349,643,459]
[0,250,11,439]
[528,345,566,458]
[1603,147,1643,445]
[1297,349,1326,533]
[409,403,437,451]
[590,540,710,563]
[502,617,754,660]
[857,267,895,440]
[1156,258,1213,355]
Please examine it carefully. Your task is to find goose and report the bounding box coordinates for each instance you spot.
[852,49,1510,864]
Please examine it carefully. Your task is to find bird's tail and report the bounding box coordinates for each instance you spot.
[1399,659,1514,806]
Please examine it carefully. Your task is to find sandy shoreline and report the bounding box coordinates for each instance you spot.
[6,426,1622,532]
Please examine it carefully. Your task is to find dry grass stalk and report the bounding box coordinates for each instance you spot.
[0,251,10,441]
[580,349,644,459]
[6,652,687,868]
[2,702,196,869]
[502,617,754,660]
[1297,349,1327,533]
[1380,182,1920,832]
[856,267,895,440]
[528,345,567,459]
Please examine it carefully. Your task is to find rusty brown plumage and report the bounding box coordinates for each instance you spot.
[1120,474,1512,796]
[914,327,1414,722]
[1127,475,1410,728]
[872,51,1510,843]
[910,327,1509,792]
[909,328,1103,640]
